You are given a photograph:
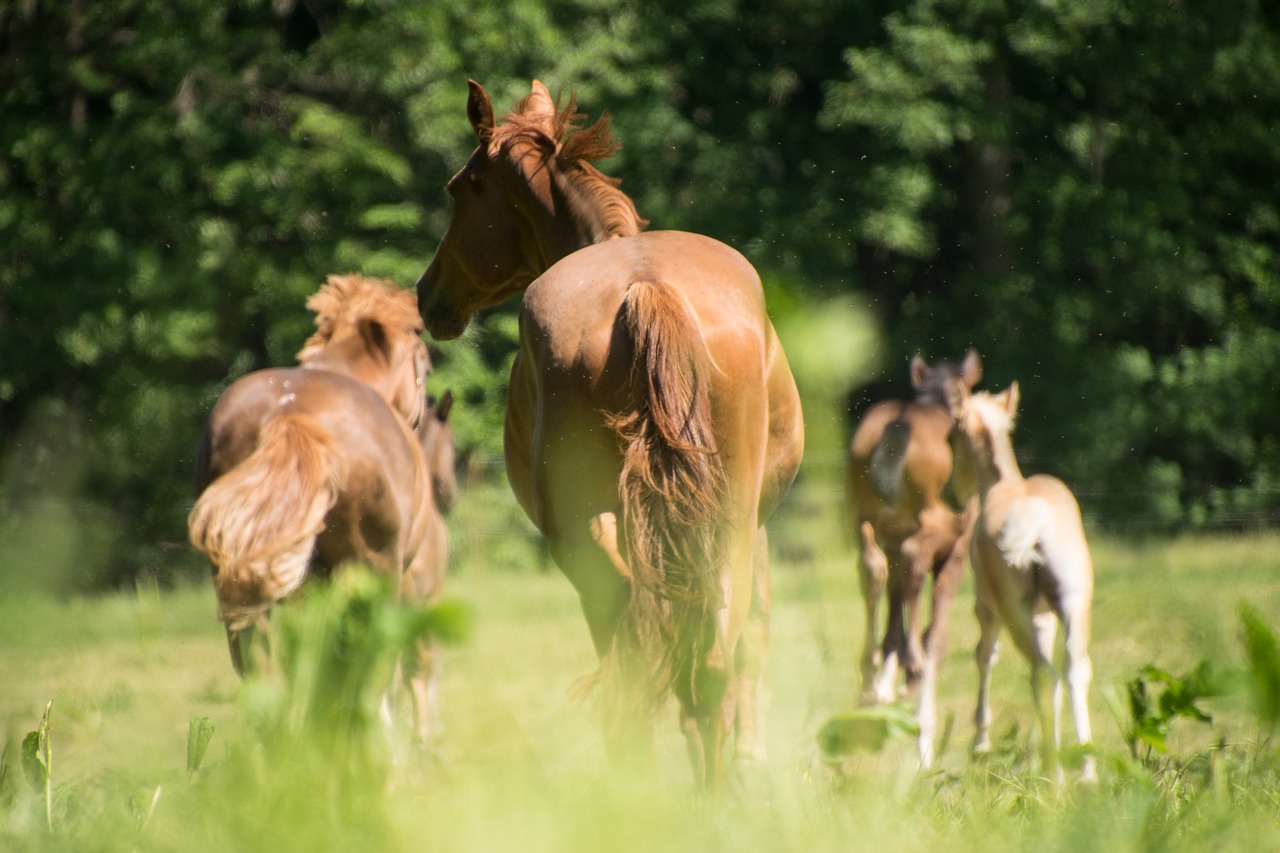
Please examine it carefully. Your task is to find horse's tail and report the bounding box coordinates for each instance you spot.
[997,496,1053,570]
[606,279,728,706]
[869,420,911,504]
[188,413,342,631]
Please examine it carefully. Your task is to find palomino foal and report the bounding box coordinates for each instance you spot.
[950,384,1097,783]
[846,350,981,767]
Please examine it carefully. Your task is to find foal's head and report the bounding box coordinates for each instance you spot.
[418,390,459,514]
[297,274,430,427]
[911,348,983,416]
[416,79,644,340]
[951,383,1020,496]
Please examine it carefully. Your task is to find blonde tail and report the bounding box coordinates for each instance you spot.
[189,413,341,630]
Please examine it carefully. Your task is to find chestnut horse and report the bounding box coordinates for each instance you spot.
[950,385,1096,783]
[416,80,804,787]
[846,350,981,768]
[189,275,438,682]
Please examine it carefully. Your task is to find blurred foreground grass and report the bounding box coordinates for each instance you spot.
[3,499,1280,851]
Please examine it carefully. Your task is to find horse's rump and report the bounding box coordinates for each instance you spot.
[189,412,343,630]
[606,279,728,703]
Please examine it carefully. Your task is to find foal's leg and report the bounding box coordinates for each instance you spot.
[734,527,772,762]
[1030,609,1063,782]
[857,521,888,701]
[916,536,968,769]
[873,551,909,704]
[972,595,1001,755]
[1060,592,1096,782]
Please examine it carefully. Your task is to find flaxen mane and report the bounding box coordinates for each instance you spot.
[297,273,423,363]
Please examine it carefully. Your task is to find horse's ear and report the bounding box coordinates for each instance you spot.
[1004,381,1020,415]
[467,79,495,143]
[960,348,983,388]
[910,354,930,389]
[358,317,393,363]
[524,79,557,125]
[435,389,455,422]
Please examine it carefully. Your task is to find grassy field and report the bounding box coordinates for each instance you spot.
[3,490,1280,851]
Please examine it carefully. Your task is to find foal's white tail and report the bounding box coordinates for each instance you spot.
[997,497,1053,569]
[189,413,341,630]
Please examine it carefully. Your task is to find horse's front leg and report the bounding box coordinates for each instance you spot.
[226,611,273,677]
[857,521,888,702]
[872,553,908,704]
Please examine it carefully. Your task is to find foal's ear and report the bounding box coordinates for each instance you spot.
[960,348,983,387]
[909,354,929,389]
[435,389,455,422]
[1003,381,1021,415]
[467,79,495,142]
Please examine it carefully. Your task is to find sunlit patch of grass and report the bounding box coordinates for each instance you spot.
[2,531,1280,850]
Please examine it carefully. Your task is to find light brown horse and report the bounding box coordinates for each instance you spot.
[416,80,804,788]
[189,274,437,678]
[950,385,1097,783]
[846,349,981,767]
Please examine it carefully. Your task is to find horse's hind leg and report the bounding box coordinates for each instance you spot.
[1028,608,1063,783]
[916,535,968,768]
[857,521,888,702]
[402,636,442,743]
[1060,592,1096,782]
[682,532,754,791]
[972,595,1001,755]
[734,527,771,762]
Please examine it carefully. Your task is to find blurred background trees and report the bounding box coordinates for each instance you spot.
[2,0,1277,587]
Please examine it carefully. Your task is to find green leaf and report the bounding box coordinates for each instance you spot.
[1240,604,1280,730]
[817,705,921,758]
[187,717,215,776]
[21,730,47,790]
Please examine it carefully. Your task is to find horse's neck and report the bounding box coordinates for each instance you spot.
[550,165,642,253]
[976,431,1024,493]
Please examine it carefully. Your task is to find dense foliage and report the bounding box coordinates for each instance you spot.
[2,0,1278,585]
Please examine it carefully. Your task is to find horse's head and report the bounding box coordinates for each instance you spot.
[911,348,983,417]
[298,274,430,427]
[417,79,643,339]
[950,383,1020,498]
[418,390,459,514]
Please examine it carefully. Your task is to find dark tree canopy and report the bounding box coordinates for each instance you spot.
[2,0,1277,585]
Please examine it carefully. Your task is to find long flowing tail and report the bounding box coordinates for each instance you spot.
[606,279,728,705]
[189,413,342,631]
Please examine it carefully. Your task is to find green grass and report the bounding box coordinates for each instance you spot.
[3,509,1280,851]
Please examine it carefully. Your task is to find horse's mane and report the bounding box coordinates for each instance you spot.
[298,274,423,359]
[493,95,648,238]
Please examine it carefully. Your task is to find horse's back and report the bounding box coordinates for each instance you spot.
[201,367,427,561]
